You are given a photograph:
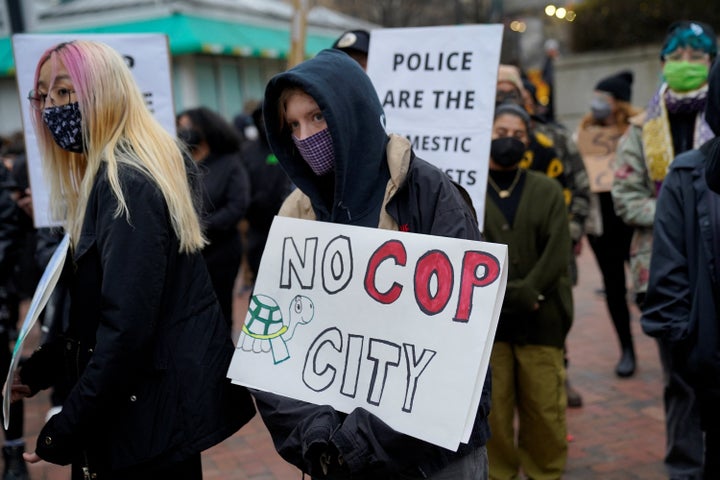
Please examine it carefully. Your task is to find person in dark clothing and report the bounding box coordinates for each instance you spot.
[539,39,559,124]
[4,149,40,309]
[612,21,717,479]
[177,107,251,327]
[496,63,588,409]
[10,40,254,479]
[331,29,370,71]
[642,57,720,480]
[0,154,28,480]
[578,71,641,377]
[254,49,490,479]
[706,64,720,196]
[484,103,572,480]
[240,106,292,283]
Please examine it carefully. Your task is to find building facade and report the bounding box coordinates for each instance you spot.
[0,0,376,136]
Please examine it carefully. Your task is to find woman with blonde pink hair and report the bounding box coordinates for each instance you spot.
[10,40,255,479]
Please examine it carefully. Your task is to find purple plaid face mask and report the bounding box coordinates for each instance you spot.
[292,128,335,176]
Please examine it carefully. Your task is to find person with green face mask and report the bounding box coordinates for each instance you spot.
[611,20,717,480]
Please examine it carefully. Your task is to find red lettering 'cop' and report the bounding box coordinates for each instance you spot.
[365,240,407,304]
[453,251,501,322]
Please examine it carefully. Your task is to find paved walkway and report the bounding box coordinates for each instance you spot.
[14,239,668,479]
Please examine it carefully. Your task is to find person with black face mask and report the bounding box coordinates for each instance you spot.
[176,107,251,329]
[496,64,588,411]
[577,71,642,378]
[484,103,573,480]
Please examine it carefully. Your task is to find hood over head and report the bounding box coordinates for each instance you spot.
[263,49,389,225]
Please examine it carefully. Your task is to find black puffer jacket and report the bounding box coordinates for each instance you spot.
[20,163,255,471]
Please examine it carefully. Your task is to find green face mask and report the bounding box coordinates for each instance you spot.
[663,61,710,92]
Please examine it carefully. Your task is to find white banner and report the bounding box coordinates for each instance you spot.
[228,216,507,450]
[366,24,504,231]
[12,33,176,228]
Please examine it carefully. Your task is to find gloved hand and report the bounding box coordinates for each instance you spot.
[306,440,347,478]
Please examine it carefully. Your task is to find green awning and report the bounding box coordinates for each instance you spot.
[0,13,338,76]
[0,37,13,76]
[68,13,335,58]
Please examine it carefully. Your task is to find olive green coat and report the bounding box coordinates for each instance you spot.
[484,169,573,348]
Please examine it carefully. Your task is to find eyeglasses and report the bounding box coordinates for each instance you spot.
[665,49,710,62]
[27,86,76,111]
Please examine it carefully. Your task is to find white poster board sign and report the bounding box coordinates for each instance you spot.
[12,33,176,228]
[366,25,504,230]
[576,125,624,193]
[228,216,507,450]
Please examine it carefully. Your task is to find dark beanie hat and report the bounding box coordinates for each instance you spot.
[595,71,633,102]
[494,102,531,132]
[332,29,370,55]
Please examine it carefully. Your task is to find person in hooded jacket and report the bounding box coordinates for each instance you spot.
[253,48,490,479]
[642,56,720,480]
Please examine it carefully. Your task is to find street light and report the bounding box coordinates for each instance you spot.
[510,20,527,33]
[545,4,576,22]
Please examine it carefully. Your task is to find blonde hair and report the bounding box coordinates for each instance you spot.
[31,40,205,253]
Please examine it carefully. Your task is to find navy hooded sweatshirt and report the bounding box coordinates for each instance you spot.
[254,49,491,479]
[263,49,390,227]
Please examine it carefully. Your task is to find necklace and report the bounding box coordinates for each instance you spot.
[487,169,522,199]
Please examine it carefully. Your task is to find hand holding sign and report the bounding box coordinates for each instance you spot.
[228,217,507,450]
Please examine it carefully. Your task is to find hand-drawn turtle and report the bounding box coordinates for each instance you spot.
[239,294,315,364]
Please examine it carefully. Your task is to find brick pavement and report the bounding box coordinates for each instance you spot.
[10,239,669,479]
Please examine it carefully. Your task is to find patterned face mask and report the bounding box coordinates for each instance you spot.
[42,102,84,153]
[292,128,335,176]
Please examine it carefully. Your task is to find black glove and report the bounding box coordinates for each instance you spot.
[306,440,347,478]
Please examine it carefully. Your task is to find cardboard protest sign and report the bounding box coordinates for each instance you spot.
[228,216,507,450]
[12,34,176,228]
[366,24,504,230]
[3,233,69,429]
[576,125,624,193]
